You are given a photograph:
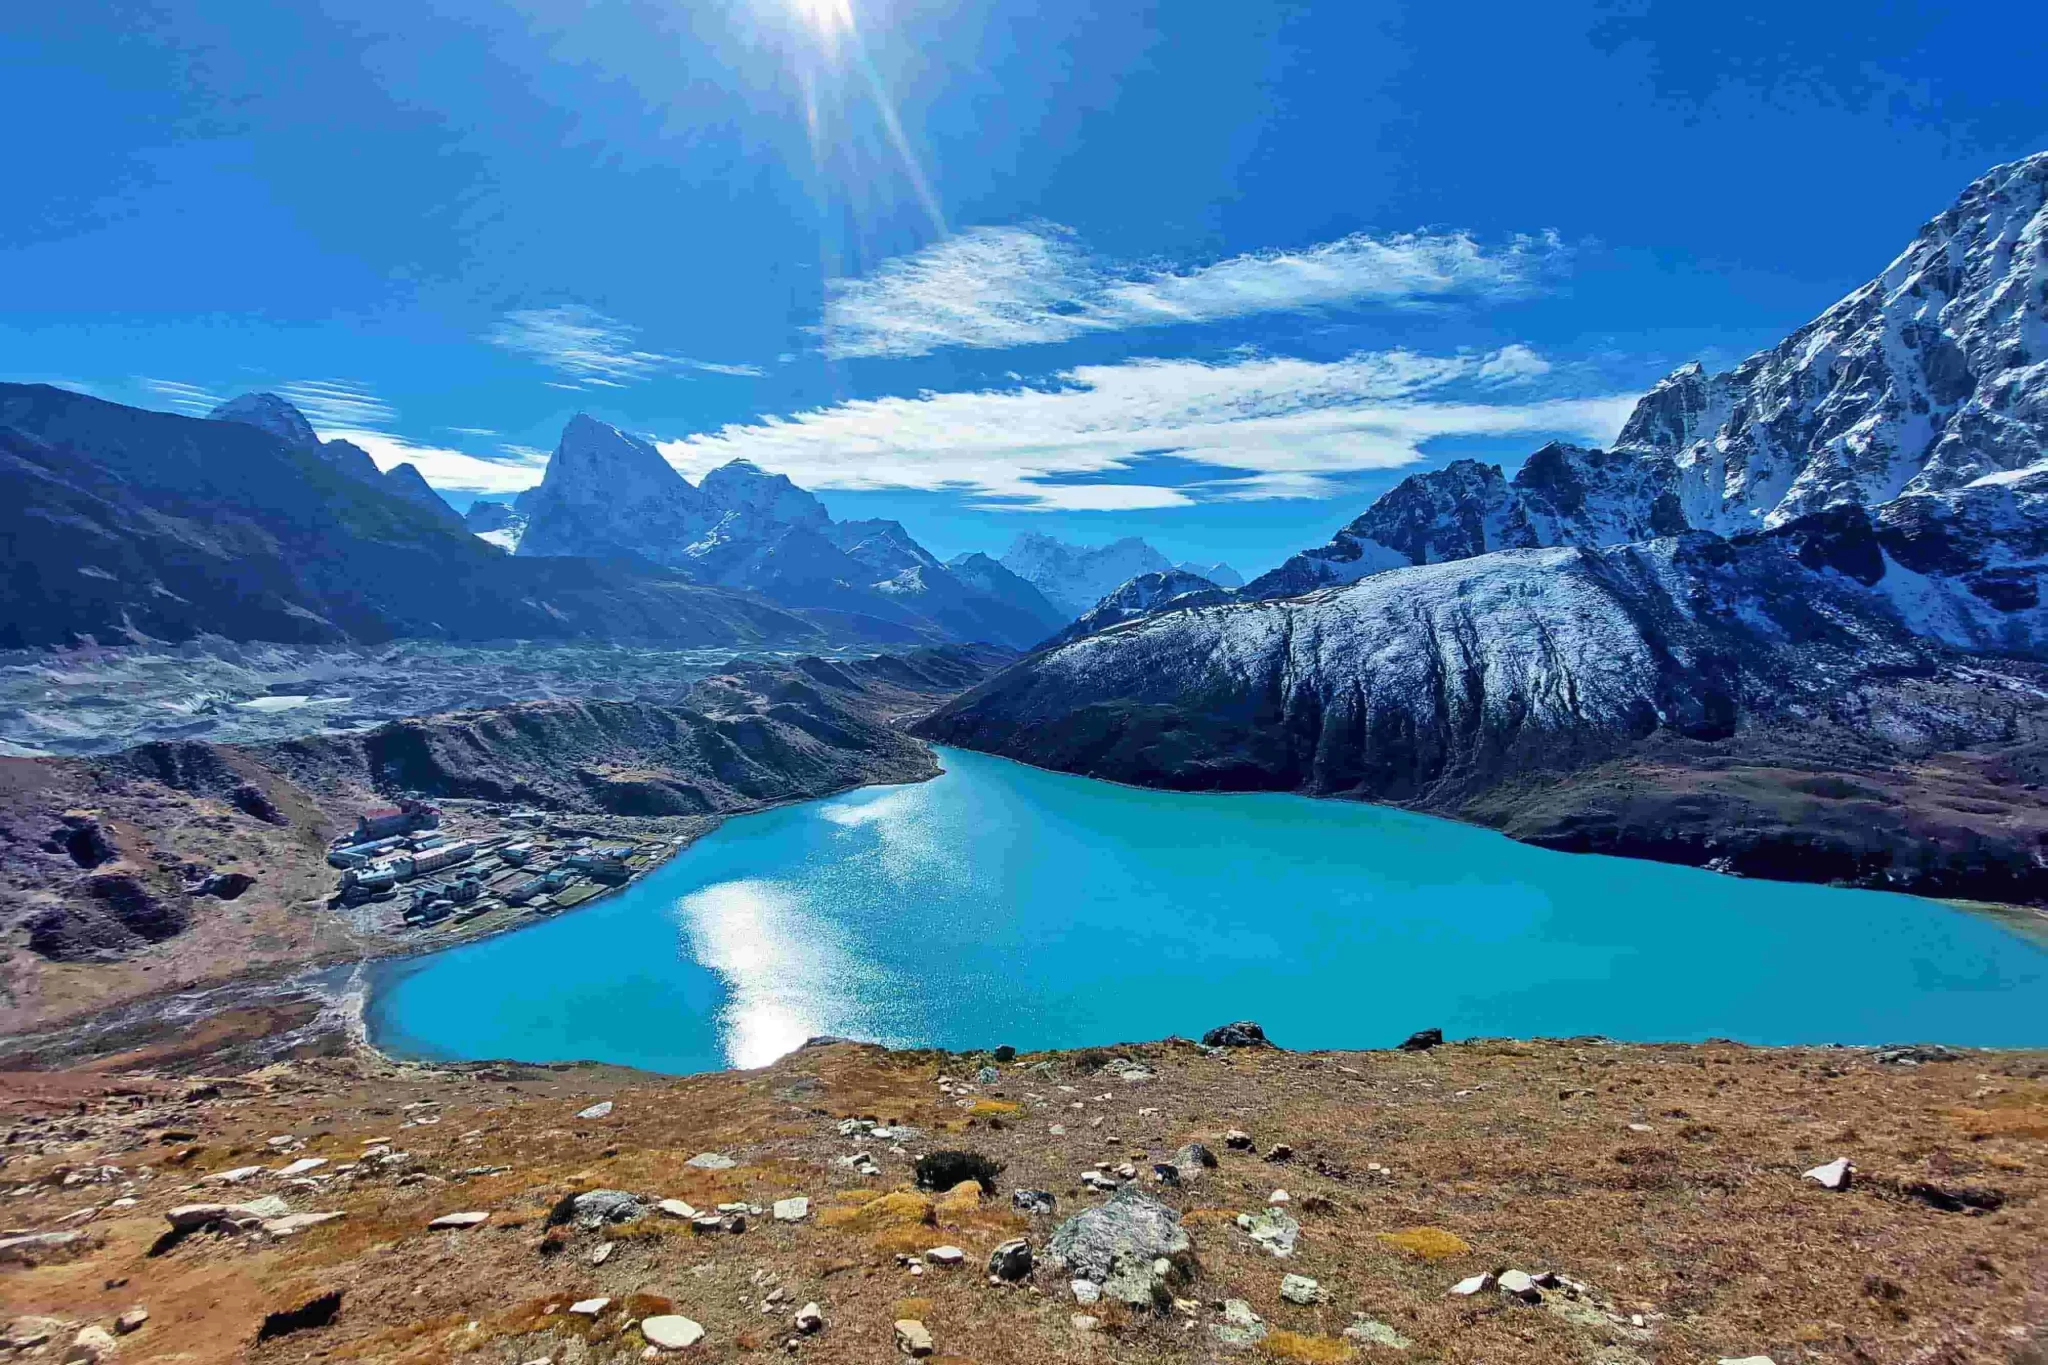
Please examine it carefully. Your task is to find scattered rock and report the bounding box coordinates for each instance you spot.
[657,1199,699,1219]
[1269,1189,1291,1203]
[200,1165,266,1185]
[1280,1274,1325,1305]
[893,1319,934,1357]
[1173,1142,1218,1174]
[262,1212,345,1237]
[925,1245,965,1266]
[64,1326,117,1364]
[428,1211,490,1229]
[275,1157,327,1178]
[1214,1299,1268,1347]
[0,1231,90,1264]
[257,1290,343,1342]
[975,1066,1000,1084]
[569,1297,610,1317]
[1071,1280,1102,1305]
[556,1188,648,1229]
[1900,1180,2004,1213]
[641,1315,705,1350]
[988,1238,1033,1281]
[1398,1028,1444,1052]
[993,1045,1017,1062]
[1498,1269,1541,1301]
[685,1152,736,1170]
[1071,1314,1101,1332]
[1873,1044,1960,1065]
[1202,1021,1274,1048]
[589,1241,614,1266]
[793,1303,825,1335]
[1048,1186,1193,1283]
[1718,1358,1779,1365]
[576,1101,614,1120]
[1344,1316,1413,1349]
[913,1149,1002,1192]
[1224,1130,1255,1150]
[1803,1157,1854,1191]
[1013,1189,1056,1215]
[1236,1206,1299,1257]
[773,1197,810,1222]
[1449,1272,1497,1297]
[1265,1143,1294,1163]
[113,1309,148,1336]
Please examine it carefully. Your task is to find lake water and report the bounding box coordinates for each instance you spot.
[367,746,2048,1073]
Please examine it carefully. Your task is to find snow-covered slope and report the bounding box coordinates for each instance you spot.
[999,533,1177,617]
[1044,569,1236,649]
[463,498,528,552]
[1248,151,2048,600]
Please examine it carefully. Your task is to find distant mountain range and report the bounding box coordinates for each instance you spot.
[505,414,1066,649]
[920,151,2048,906]
[997,533,1239,617]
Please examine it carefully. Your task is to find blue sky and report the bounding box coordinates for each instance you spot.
[5,0,2045,575]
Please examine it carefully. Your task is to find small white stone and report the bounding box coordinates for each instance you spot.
[1071,1279,1102,1304]
[894,1319,934,1357]
[792,1303,825,1335]
[201,1165,266,1185]
[275,1157,328,1178]
[657,1198,698,1219]
[590,1241,615,1266]
[1803,1157,1854,1190]
[686,1152,737,1170]
[1498,1269,1541,1300]
[428,1210,490,1229]
[1071,1314,1101,1332]
[577,1102,614,1120]
[570,1297,611,1317]
[1449,1272,1497,1297]
[1268,1189,1290,1203]
[641,1315,705,1350]
[772,1197,809,1222]
[925,1245,965,1266]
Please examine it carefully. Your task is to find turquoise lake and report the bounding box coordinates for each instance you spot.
[366,746,2048,1074]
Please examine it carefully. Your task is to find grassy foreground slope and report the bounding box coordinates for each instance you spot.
[0,1034,2042,1364]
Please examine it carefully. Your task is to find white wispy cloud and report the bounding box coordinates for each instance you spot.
[822,225,1566,360]
[326,429,550,495]
[138,378,224,414]
[275,379,395,428]
[486,304,763,386]
[661,346,1636,511]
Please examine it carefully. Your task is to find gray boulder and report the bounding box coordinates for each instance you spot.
[1046,1187,1194,1308]
[1201,1021,1273,1048]
[556,1189,647,1230]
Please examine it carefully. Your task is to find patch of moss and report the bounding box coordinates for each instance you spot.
[1262,1330,1357,1363]
[1376,1226,1472,1260]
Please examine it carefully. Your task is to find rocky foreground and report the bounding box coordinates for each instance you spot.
[0,1029,2043,1365]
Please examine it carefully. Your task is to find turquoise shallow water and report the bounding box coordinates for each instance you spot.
[367,746,2048,1073]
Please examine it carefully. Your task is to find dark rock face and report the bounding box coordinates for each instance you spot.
[47,815,116,868]
[27,873,189,961]
[1398,1028,1443,1052]
[1201,1021,1274,1049]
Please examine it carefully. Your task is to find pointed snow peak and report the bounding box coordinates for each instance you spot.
[209,392,320,449]
[545,413,684,493]
[699,457,828,528]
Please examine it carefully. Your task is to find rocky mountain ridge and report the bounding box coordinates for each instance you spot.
[1243,150,2048,603]
[514,417,1065,649]
[209,393,469,535]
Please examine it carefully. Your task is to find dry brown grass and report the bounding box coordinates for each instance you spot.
[0,1038,2043,1365]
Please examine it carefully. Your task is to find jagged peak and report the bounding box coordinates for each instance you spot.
[209,392,319,449]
